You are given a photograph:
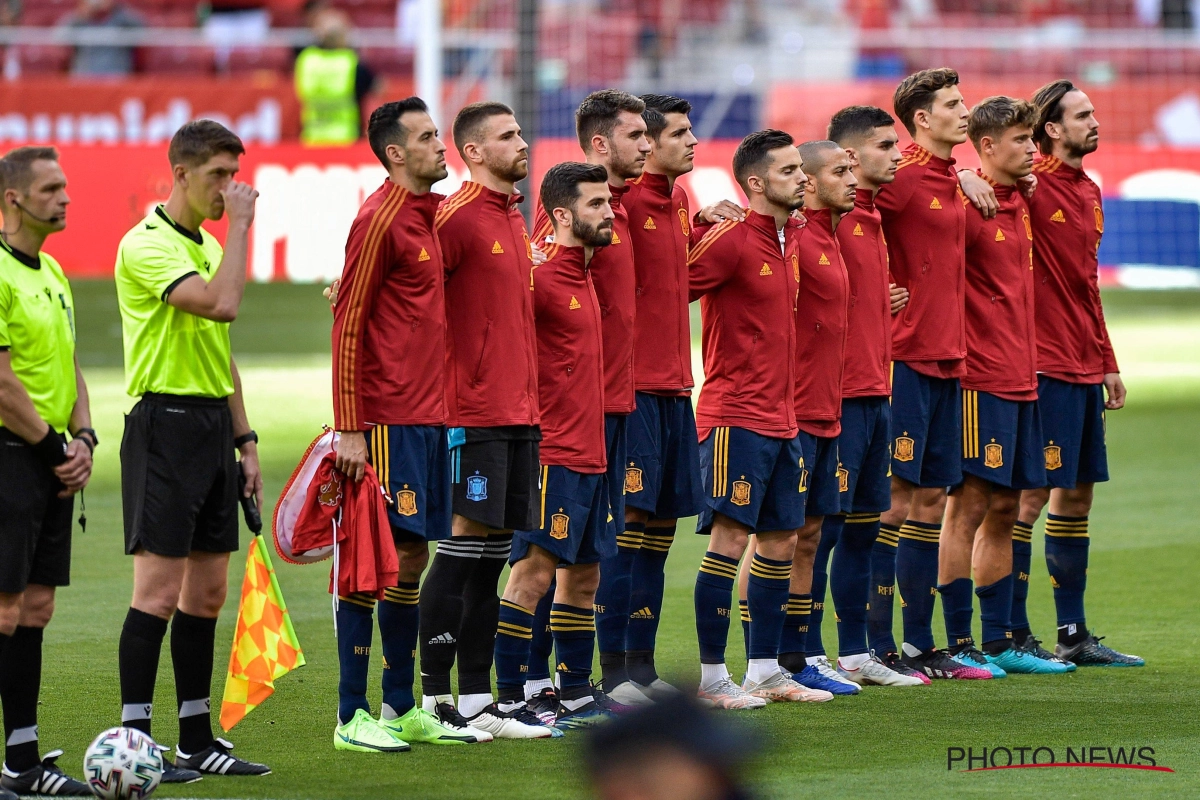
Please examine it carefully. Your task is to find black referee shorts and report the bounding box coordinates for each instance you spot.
[0,428,74,594]
[450,426,541,531]
[121,393,239,558]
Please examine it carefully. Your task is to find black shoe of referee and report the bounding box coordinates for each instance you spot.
[1,750,92,796]
[175,738,271,776]
[161,756,203,784]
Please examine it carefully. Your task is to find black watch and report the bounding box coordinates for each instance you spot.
[234,430,259,449]
[74,427,99,453]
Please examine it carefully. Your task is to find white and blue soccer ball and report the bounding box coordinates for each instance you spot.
[83,727,165,800]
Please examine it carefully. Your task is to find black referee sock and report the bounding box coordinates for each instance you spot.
[170,611,217,755]
[1,626,44,771]
[457,535,512,697]
[119,608,168,737]
[418,536,484,696]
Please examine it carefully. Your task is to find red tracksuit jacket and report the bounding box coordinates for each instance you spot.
[793,207,850,436]
[836,188,892,398]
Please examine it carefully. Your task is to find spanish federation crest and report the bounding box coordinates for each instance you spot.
[731,480,751,506]
[466,473,488,502]
[318,473,344,507]
[624,465,643,494]
[397,486,418,516]
[550,510,570,539]
[678,207,690,236]
[1044,443,1062,470]
[984,441,1004,469]
[894,433,915,462]
[799,468,809,493]
[837,466,849,493]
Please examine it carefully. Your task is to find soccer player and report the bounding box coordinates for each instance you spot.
[533,90,650,706]
[1015,81,1140,667]
[115,121,270,779]
[875,69,990,680]
[938,96,1071,676]
[493,162,617,729]
[415,102,551,738]
[0,147,95,797]
[329,98,479,751]
[690,130,829,708]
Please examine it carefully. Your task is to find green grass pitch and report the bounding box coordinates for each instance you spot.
[34,284,1200,799]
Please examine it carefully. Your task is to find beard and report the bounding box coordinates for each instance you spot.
[817,185,856,214]
[1064,132,1099,160]
[486,152,529,183]
[765,183,804,212]
[610,151,645,181]
[573,217,614,248]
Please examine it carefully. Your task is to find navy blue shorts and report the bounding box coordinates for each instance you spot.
[835,397,892,514]
[960,390,1047,490]
[797,431,842,518]
[605,414,628,535]
[624,392,705,519]
[696,427,806,534]
[511,466,615,566]
[1037,375,1109,488]
[890,361,963,488]
[365,424,451,542]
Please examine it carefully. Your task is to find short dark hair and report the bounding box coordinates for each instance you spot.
[827,105,895,147]
[640,94,692,141]
[732,129,794,192]
[796,140,843,175]
[452,101,515,159]
[1031,79,1077,156]
[968,96,1037,149]
[167,120,244,168]
[540,161,609,219]
[575,90,646,151]
[893,68,960,136]
[367,96,429,167]
[0,146,59,194]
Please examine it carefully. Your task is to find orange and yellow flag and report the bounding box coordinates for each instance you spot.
[220,534,305,731]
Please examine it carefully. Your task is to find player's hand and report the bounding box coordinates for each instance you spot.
[889,282,909,315]
[53,438,92,497]
[531,243,548,266]
[1103,372,1126,410]
[335,431,368,482]
[697,200,746,224]
[324,278,341,311]
[958,170,998,219]
[221,180,258,228]
[1018,172,1038,198]
[238,445,265,509]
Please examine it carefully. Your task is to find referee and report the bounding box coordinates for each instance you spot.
[114,121,269,781]
[0,146,94,797]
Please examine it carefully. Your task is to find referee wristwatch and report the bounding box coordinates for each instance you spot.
[234,430,259,449]
[74,427,99,454]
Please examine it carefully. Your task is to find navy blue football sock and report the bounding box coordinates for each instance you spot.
[896,521,941,652]
[695,552,739,664]
[596,520,643,678]
[807,519,839,656]
[976,574,1014,649]
[833,514,878,657]
[868,523,900,654]
[379,582,420,716]
[746,554,791,660]
[778,594,812,675]
[938,578,975,649]
[494,600,534,704]
[1010,520,1034,638]
[738,599,750,662]
[526,583,554,681]
[626,523,675,653]
[550,604,595,701]
[335,594,375,723]
[1045,514,1089,640]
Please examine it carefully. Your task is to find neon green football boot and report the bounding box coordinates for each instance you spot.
[380,707,479,745]
[334,708,411,753]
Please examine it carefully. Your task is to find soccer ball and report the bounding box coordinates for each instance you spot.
[83,727,165,800]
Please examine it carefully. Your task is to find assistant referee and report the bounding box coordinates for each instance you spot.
[0,146,95,798]
[114,121,269,782]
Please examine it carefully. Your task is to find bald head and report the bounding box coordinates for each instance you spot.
[799,140,856,215]
[797,140,843,175]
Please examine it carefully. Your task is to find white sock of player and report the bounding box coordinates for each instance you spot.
[422,694,453,713]
[699,662,730,689]
[524,678,554,700]
[839,653,871,670]
[497,700,525,714]
[806,655,826,666]
[745,658,779,684]
[457,693,493,718]
[380,703,403,720]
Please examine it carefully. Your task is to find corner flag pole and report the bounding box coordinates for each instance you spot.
[416,0,443,131]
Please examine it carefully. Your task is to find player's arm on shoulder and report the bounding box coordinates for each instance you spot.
[958,169,998,219]
[687,221,741,301]
[873,165,919,218]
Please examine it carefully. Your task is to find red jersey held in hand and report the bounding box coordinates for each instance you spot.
[876,143,967,378]
[688,210,801,440]
[624,170,695,395]
[836,188,892,398]
[1029,155,1118,384]
[534,184,637,415]
[436,181,540,428]
[332,181,445,431]
[531,242,607,473]
[963,179,1038,401]
[793,208,850,436]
